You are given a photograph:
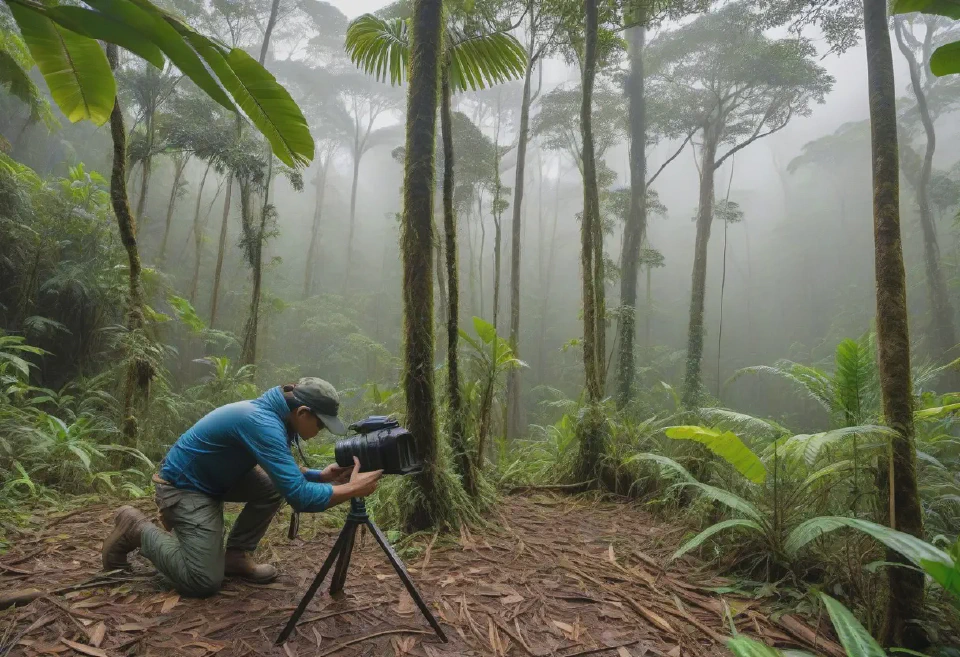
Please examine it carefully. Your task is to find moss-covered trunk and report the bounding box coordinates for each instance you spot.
[864,0,927,648]
[616,22,646,408]
[681,125,718,409]
[402,0,446,530]
[505,13,536,440]
[893,19,957,384]
[107,44,151,446]
[441,65,472,495]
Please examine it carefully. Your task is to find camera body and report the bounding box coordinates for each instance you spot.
[334,415,422,475]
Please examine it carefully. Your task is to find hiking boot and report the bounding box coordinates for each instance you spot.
[224,549,278,584]
[102,506,149,571]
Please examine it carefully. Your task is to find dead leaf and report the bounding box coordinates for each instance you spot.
[553,620,574,634]
[599,607,627,620]
[283,643,297,657]
[440,575,458,587]
[618,648,633,657]
[160,593,180,613]
[500,594,524,605]
[396,595,416,615]
[668,646,681,657]
[608,545,616,563]
[61,638,108,657]
[117,623,149,632]
[88,622,106,648]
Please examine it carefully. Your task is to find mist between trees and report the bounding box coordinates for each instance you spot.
[3,0,960,651]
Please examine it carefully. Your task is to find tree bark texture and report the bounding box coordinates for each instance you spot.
[505,41,535,440]
[107,45,151,446]
[893,19,958,376]
[616,23,647,408]
[580,0,603,404]
[209,174,233,328]
[681,126,718,409]
[402,0,444,530]
[865,0,927,648]
[441,66,472,494]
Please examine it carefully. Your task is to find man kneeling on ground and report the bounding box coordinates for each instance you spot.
[101,377,383,597]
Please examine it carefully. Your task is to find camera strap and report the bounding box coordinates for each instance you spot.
[288,436,310,540]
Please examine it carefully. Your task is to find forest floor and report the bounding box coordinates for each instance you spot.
[0,493,845,657]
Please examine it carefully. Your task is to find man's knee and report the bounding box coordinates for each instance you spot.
[181,571,223,598]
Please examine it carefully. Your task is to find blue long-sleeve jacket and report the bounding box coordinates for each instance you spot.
[159,387,333,512]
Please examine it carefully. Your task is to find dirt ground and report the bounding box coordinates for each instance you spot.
[0,493,844,657]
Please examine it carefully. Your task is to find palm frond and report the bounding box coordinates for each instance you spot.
[344,14,409,87]
[447,30,527,92]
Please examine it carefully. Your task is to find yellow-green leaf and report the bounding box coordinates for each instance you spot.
[9,3,116,125]
[664,425,767,483]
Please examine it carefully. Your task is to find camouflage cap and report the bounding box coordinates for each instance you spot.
[290,377,347,435]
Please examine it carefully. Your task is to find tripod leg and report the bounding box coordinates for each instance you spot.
[275,526,348,645]
[328,521,358,596]
[365,519,448,642]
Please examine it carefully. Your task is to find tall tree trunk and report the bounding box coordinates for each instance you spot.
[865,0,927,648]
[580,0,602,404]
[681,125,719,409]
[403,0,445,531]
[435,219,448,327]
[189,162,213,304]
[134,113,153,225]
[616,23,647,408]
[304,157,330,298]
[239,0,280,365]
[209,174,233,327]
[644,259,652,351]
[158,155,188,265]
[493,205,503,331]
[894,19,958,381]
[344,152,361,290]
[505,17,535,440]
[575,0,606,485]
[538,179,561,386]
[107,45,151,446]
[441,65,472,494]
[479,194,486,319]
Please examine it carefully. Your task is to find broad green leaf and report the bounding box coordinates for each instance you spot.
[784,425,893,466]
[891,0,960,20]
[9,3,115,125]
[931,41,960,77]
[473,316,496,344]
[819,594,885,657]
[915,401,960,421]
[677,481,763,521]
[67,444,92,469]
[0,34,55,127]
[625,452,696,482]
[726,637,783,657]
[46,5,165,69]
[84,0,235,111]
[665,425,766,484]
[671,518,763,561]
[800,460,853,490]
[918,558,960,597]
[785,516,954,572]
[185,35,313,168]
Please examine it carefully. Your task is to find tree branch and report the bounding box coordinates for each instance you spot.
[646,130,696,187]
[714,111,791,170]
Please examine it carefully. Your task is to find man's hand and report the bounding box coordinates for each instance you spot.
[327,457,383,507]
[319,463,351,484]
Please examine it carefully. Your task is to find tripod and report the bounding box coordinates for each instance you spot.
[276,498,448,645]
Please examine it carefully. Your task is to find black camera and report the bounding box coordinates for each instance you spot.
[334,416,422,475]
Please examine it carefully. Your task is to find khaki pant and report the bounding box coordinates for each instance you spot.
[140,467,282,597]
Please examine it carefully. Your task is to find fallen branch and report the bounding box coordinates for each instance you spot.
[313,628,434,657]
[0,589,42,611]
[560,639,641,657]
[508,481,595,494]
